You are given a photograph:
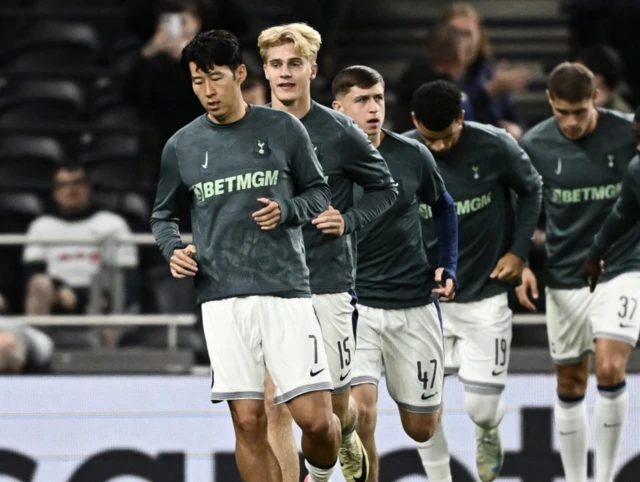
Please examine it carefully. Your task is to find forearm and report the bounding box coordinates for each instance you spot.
[343,183,398,234]
[278,183,331,225]
[589,204,638,260]
[432,192,458,276]
[510,191,542,261]
[150,217,184,262]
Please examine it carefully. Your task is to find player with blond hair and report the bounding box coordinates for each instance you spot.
[258,23,399,482]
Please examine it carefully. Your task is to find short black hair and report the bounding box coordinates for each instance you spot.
[332,65,385,98]
[181,30,243,74]
[412,80,462,131]
[578,45,624,89]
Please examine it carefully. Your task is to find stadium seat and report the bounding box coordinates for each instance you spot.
[94,98,140,127]
[81,134,141,190]
[8,21,101,71]
[0,80,85,128]
[0,136,65,190]
[0,193,44,232]
[33,0,123,8]
[92,191,149,232]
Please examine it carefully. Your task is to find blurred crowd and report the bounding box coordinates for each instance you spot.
[1,0,639,373]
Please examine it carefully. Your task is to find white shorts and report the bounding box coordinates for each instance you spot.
[312,291,358,393]
[352,303,444,413]
[440,293,512,394]
[202,296,333,404]
[546,272,640,364]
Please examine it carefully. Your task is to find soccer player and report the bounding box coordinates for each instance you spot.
[584,108,640,288]
[257,23,398,482]
[332,65,458,482]
[405,80,543,482]
[150,30,341,482]
[518,63,639,482]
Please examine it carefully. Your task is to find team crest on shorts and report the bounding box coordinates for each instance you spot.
[253,138,271,157]
[312,142,323,161]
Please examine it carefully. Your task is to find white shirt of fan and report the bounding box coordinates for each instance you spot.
[22,210,138,288]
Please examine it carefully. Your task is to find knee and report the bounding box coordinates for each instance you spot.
[231,408,268,442]
[403,416,437,443]
[266,400,292,426]
[597,358,626,386]
[27,274,53,297]
[557,369,588,398]
[297,412,335,440]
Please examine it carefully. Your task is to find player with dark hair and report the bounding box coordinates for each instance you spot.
[406,80,542,482]
[151,30,341,482]
[258,23,398,482]
[332,66,458,482]
[519,62,639,482]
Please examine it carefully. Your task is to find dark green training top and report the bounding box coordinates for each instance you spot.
[298,101,398,294]
[150,106,331,304]
[521,108,640,288]
[405,122,542,302]
[589,155,640,260]
[355,130,446,309]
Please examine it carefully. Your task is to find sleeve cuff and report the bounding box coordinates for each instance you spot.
[588,243,606,261]
[342,211,357,235]
[275,198,292,225]
[510,238,532,262]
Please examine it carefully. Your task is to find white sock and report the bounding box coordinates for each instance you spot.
[554,395,589,482]
[417,420,452,482]
[305,458,337,482]
[594,382,628,482]
[464,391,505,431]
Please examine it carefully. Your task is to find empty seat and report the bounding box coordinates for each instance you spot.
[0,80,85,127]
[0,193,44,232]
[92,191,149,231]
[0,136,65,190]
[81,135,141,190]
[94,99,140,127]
[8,21,101,71]
[34,0,123,8]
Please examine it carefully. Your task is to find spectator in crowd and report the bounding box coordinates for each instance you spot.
[441,2,531,139]
[578,44,633,113]
[124,0,204,183]
[22,164,138,318]
[241,76,268,105]
[395,23,473,132]
[0,321,54,374]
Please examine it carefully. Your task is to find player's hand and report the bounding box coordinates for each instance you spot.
[56,286,78,311]
[311,206,345,236]
[170,244,198,279]
[432,267,456,301]
[582,258,604,293]
[490,252,524,282]
[252,198,281,230]
[515,267,538,312]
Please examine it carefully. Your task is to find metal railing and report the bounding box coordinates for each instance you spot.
[0,233,547,329]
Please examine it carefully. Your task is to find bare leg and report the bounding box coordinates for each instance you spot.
[25,274,55,315]
[287,390,341,476]
[265,373,300,482]
[351,384,379,482]
[229,399,282,482]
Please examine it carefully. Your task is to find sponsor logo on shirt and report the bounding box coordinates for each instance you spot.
[190,170,280,203]
[419,192,492,219]
[551,183,622,204]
